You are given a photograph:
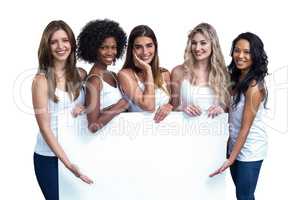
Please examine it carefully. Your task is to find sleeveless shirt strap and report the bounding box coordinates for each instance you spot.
[86,73,104,82]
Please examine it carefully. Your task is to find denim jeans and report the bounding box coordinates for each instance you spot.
[34,153,59,200]
[230,160,263,200]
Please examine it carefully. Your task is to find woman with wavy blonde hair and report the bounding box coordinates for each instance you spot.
[171,23,230,117]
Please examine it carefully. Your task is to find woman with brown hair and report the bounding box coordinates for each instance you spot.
[32,20,93,200]
[118,25,172,123]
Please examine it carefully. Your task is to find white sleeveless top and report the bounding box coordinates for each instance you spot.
[127,81,170,112]
[89,73,123,110]
[180,79,216,111]
[34,88,85,156]
[228,94,267,161]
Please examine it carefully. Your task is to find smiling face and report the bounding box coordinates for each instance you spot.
[98,37,117,66]
[133,36,155,64]
[50,29,71,63]
[191,32,212,62]
[233,39,253,74]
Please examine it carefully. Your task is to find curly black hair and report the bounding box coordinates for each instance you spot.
[228,32,268,108]
[77,19,127,64]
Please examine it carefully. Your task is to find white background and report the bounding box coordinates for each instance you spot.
[0,0,298,199]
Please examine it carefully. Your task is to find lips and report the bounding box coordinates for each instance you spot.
[55,50,69,56]
[235,60,247,65]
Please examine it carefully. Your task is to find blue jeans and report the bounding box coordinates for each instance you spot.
[230,160,263,200]
[34,153,59,200]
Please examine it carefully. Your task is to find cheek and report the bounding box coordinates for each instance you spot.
[133,48,140,55]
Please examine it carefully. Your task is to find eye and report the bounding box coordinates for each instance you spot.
[134,45,142,50]
[200,41,207,45]
[146,43,154,48]
[244,50,250,54]
[100,46,108,50]
[233,48,240,53]
[50,40,57,45]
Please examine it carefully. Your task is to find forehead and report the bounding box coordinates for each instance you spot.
[191,32,208,41]
[102,37,117,45]
[235,39,250,49]
[51,29,68,40]
[134,36,154,45]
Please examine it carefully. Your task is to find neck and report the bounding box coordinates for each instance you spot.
[239,69,250,80]
[95,62,108,70]
[53,60,66,71]
[194,59,209,71]
[53,61,66,77]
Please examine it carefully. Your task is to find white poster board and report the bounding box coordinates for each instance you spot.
[58,112,229,200]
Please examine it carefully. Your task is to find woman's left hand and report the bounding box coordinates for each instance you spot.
[72,105,86,117]
[154,104,173,123]
[209,159,233,177]
[208,105,224,118]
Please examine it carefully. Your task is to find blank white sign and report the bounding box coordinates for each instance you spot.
[58,112,229,200]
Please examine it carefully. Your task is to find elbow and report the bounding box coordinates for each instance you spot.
[87,121,102,133]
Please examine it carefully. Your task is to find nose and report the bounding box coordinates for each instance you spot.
[237,52,244,58]
[57,41,64,49]
[196,43,201,50]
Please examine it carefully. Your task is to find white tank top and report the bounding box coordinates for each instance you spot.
[34,88,85,156]
[228,94,267,161]
[180,79,216,111]
[89,73,123,110]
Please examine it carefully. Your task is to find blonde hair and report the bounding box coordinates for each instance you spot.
[183,23,230,107]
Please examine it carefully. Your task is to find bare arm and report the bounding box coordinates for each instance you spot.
[170,66,184,110]
[118,68,155,112]
[153,70,173,123]
[32,74,93,184]
[227,84,264,163]
[85,76,128,133]
[209,83,264,177]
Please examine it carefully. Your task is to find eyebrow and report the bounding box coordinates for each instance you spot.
[191,39,207,42]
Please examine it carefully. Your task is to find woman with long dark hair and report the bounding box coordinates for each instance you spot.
[210,32,268,200]
[118,25,172,123]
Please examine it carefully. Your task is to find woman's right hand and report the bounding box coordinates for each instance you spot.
[133,53,152,72]
[183,105,202,117]
[67,163,94,184]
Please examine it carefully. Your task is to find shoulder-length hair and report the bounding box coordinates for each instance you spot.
[122,25,166,92]
[228,32,268,108]
[38,20,82,102]
[184,23,230,107]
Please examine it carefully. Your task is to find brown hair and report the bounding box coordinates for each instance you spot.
[38,20,82,102]
[123,25,167,93]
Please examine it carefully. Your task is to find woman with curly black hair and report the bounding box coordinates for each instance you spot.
[77,19,129,133]
[118,25,172,123]
[210,32,268,200]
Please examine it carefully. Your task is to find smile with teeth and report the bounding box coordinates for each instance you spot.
[103,57,114,61]
[236,60,247,65]
[55,50,68,56]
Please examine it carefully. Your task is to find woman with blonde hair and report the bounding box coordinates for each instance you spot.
[171,23,230,117]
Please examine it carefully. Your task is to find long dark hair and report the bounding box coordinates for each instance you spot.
[228,32,268,107]
[122,25,166,91]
